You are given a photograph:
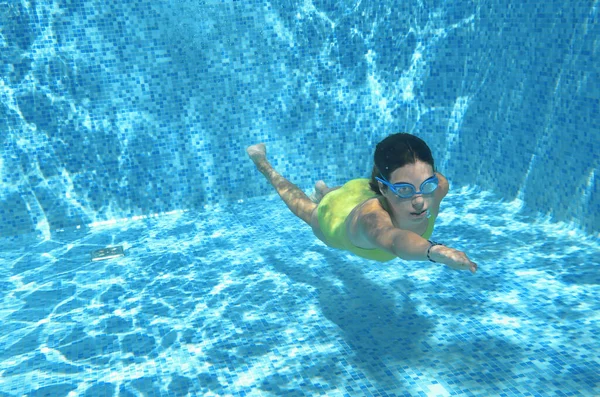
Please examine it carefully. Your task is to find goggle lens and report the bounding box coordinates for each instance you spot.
[395,186,415,197]
[392,177,438,198]
[421,180,438,194]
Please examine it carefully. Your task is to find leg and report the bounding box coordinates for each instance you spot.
[247,143,316,225]
[310,181,342,247]
[312,180,342,203]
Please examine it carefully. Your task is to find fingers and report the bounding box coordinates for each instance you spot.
[436,247,478,274]
[462,254,477,274]
[469,261,478,273]
[448,250,478,273]
[459,260,475,273]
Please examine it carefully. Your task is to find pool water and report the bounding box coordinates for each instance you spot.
[1,188,598,396]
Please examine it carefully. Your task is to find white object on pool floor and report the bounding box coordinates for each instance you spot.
[90,246,125,261]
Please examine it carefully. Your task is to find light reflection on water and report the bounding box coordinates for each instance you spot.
[0,187,598,396]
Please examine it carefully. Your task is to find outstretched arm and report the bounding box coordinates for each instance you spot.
[351,198,477,273]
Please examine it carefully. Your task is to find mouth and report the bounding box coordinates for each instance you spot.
[411,209,428,217]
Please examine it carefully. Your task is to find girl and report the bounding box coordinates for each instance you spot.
[247,133,477,273]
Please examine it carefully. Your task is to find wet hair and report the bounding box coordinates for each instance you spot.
[368,133,436,194]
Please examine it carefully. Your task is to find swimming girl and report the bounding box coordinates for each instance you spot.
[247,133,477,273]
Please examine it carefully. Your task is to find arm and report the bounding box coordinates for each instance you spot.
[357,209,433,261]
[350,199,477,272]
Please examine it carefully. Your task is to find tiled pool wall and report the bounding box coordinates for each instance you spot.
[0,0,598,238]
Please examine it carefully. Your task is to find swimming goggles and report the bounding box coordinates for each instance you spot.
[375,174,439,198]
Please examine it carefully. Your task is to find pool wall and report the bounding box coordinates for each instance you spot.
[0,0,598,238]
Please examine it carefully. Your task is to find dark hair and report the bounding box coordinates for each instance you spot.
[369,133,436,194]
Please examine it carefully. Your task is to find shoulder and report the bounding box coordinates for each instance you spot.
[425,172,449,220]
[345,197,393,249]
[436,172,449,199]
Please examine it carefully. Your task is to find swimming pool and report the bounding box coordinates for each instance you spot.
[1,0,599,396]
[1,189,598,396]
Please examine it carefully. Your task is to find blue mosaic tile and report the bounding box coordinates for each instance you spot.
[0,0,597,238]
[0,0,599,395]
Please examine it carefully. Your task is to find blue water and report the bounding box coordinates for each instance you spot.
[1,0,599,395]
[1,188,598,396]
[0,0,598,238]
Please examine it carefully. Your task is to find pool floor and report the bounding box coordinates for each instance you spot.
[0,188,598,396]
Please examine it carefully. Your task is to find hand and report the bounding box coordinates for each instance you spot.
[429,245,478,273]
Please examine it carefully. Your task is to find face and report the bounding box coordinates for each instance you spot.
[378,160,436,224]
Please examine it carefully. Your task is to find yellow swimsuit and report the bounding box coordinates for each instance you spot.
[317,178,435,262]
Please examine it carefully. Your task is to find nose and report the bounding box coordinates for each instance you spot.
[412,194,425,209]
